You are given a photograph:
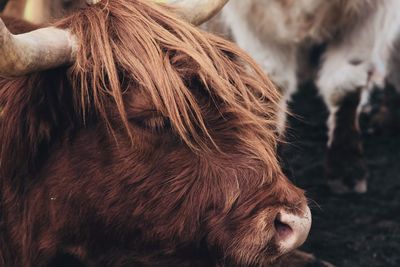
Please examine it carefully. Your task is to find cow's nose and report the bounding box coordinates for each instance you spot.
[274,205,312,254]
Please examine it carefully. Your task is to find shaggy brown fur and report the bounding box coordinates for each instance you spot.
[0,1,307,266]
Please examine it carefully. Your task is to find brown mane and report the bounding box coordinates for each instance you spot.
[0,0,281,183]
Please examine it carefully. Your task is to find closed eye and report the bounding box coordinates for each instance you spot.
[129,111,171,133]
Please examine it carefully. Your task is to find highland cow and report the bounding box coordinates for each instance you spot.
[0,0,311,266]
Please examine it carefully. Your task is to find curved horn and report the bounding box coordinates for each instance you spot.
[87,0,229,25]
[163,0,229,25]
[0,0,227,77]
[0,18,76,77]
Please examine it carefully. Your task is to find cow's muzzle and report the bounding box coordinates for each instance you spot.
[274,205,312,254]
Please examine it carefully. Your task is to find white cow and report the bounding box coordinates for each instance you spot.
[206,0,400,193]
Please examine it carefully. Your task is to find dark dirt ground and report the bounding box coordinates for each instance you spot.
[281,84,400,267]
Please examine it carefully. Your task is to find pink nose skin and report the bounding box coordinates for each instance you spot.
[274,206,312,254]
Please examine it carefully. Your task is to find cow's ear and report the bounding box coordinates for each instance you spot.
[0,69,74,184]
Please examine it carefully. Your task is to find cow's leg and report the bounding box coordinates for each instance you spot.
[372,36,400,133]
[317,48,370,194]
[376,83,400,133]
[359,84,400,135]
[325,88,367,194]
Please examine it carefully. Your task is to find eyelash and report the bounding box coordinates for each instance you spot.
[144,116,170,132]
[130,114,171,133]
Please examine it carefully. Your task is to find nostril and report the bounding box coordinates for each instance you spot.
[274,213,293,239]
[274,206,312,254]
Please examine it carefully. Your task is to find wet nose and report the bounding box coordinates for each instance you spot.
[274,205,312,254]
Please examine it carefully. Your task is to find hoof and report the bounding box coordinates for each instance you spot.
[354,178,368,194]
[327,179,368,194]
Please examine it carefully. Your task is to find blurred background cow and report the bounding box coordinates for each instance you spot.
[206,0,400,195]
